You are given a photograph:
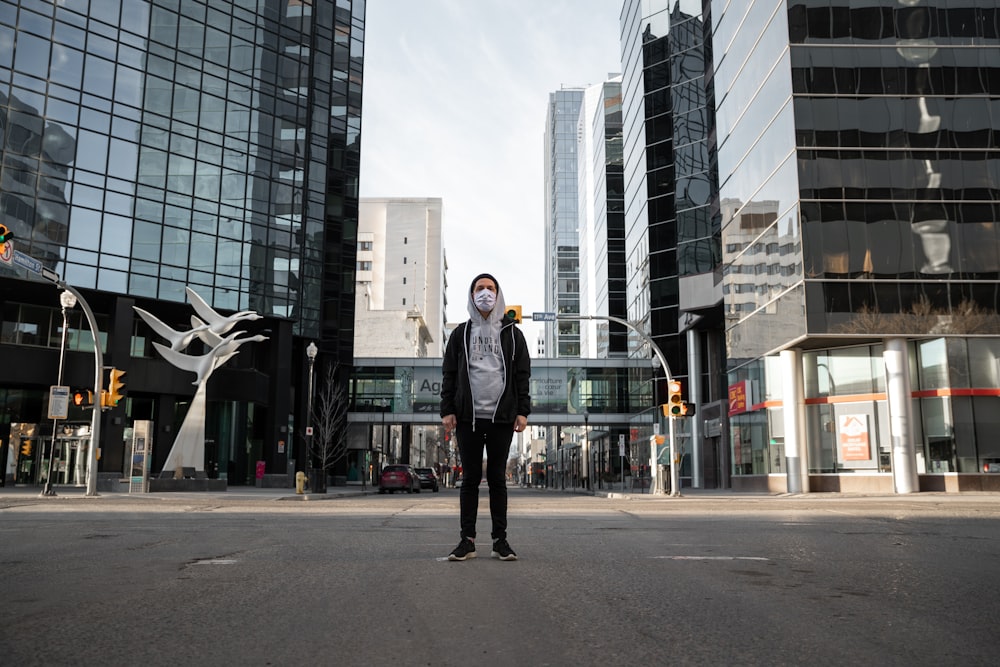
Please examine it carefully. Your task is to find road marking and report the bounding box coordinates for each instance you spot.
[653,556,770,561]
[192,559,238,565]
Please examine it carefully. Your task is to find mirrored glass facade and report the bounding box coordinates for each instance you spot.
[714,0,1000,486]
[717,0,1000,355]
[1,0,363,347]
[0,0,365,485]
[591,79,629,357]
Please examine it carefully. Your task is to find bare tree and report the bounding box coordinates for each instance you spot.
[309,361,350,473]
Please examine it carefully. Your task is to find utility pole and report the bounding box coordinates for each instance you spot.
[546,313,678,497]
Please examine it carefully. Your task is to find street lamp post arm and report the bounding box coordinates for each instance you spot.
[55,281,104,497]
[555,314,673,382]
[556,313,680,497]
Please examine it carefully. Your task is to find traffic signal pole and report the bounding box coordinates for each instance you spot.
[56,282,104,497]
[2,243,105,495]
[545,313,680,496]
[29,269,104,496]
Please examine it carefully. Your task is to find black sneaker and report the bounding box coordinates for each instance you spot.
[448,538,476,561]
[491,539,517,561]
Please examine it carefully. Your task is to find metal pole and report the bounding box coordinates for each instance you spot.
[304,342,317,474]
[620,440,625,492]
[558,314,675,495]
[55,283,105,498]
[41,292,75,496]
[669,415,680,497]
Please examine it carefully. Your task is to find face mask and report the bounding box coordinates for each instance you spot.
[474,289,496,311]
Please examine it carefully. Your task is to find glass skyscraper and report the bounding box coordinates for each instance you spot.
[1,0,365,486]
[544,87,585,358]
[616,0,1000,492]
[715,0,1000,491]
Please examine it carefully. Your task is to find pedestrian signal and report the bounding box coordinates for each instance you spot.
[71,388,94,408]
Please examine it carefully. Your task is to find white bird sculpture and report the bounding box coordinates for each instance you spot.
[134,307,211,352]
[186,287,261,336]
[152,331,269,386]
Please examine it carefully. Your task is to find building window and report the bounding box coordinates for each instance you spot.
[357,261,372,271]
[402,298,407,306]
[359,241,373,251]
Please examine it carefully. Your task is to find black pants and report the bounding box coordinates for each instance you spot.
[456,419,512,541]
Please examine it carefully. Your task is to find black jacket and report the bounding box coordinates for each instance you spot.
[440,314,531,424]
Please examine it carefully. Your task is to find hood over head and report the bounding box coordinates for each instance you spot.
[467,272,507,323]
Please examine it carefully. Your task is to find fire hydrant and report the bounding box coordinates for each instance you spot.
[295,471,307,494]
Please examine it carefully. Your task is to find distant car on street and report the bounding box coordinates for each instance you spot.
[379,464,420,494]
[414,467,440,492]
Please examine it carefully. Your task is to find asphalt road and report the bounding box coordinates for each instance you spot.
[2,488,999,666]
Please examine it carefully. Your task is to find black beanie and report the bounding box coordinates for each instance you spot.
[470,273,499,293]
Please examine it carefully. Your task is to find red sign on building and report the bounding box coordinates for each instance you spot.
[728,381,749,416]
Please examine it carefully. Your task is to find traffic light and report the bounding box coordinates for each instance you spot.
[665,379,684,417]
[71,388,94,408]
[103,367,126,408]
[0,223,12,252]
[20,441,32,457]
[505,305,522,323]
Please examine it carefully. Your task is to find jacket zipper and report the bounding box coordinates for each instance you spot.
[463,322,476,432]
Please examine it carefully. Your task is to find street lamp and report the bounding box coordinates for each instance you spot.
[305,341,317,476]
[583,410,589,491]
[42,290,77,497]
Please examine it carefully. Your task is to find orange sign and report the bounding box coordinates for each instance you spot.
[839,414,870,461]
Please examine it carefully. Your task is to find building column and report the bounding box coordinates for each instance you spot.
[884,337,919,494]
[687,328,702,488]
[781,349,809,494]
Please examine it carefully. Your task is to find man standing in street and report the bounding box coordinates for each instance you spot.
[440,273,531,561]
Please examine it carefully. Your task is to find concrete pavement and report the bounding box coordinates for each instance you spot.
[3,480,1000,506]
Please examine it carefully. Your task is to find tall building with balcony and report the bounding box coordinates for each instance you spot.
[544,87,585,358]
[1,0,365,486]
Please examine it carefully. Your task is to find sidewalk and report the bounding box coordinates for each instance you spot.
[4,481,998,505]
[0,482,379,502]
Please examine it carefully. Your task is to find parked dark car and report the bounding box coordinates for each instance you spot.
[414,467,440,492]
[379,464,420,494]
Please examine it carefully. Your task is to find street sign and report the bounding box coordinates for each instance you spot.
[532,311,557,322]
[48,385,70,420]
[12,250,43,275]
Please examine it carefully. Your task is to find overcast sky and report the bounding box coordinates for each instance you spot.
[359,0,624,347]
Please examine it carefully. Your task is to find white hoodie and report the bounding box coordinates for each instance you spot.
[467,280,507,419]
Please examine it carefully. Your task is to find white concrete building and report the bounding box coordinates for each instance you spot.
[355,198,446,357]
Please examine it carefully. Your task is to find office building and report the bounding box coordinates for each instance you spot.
[714,0,1000,491]
[1,0,365,486]
[585,76,629,359]
[355,197,445,357]
[543,86,585,358]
